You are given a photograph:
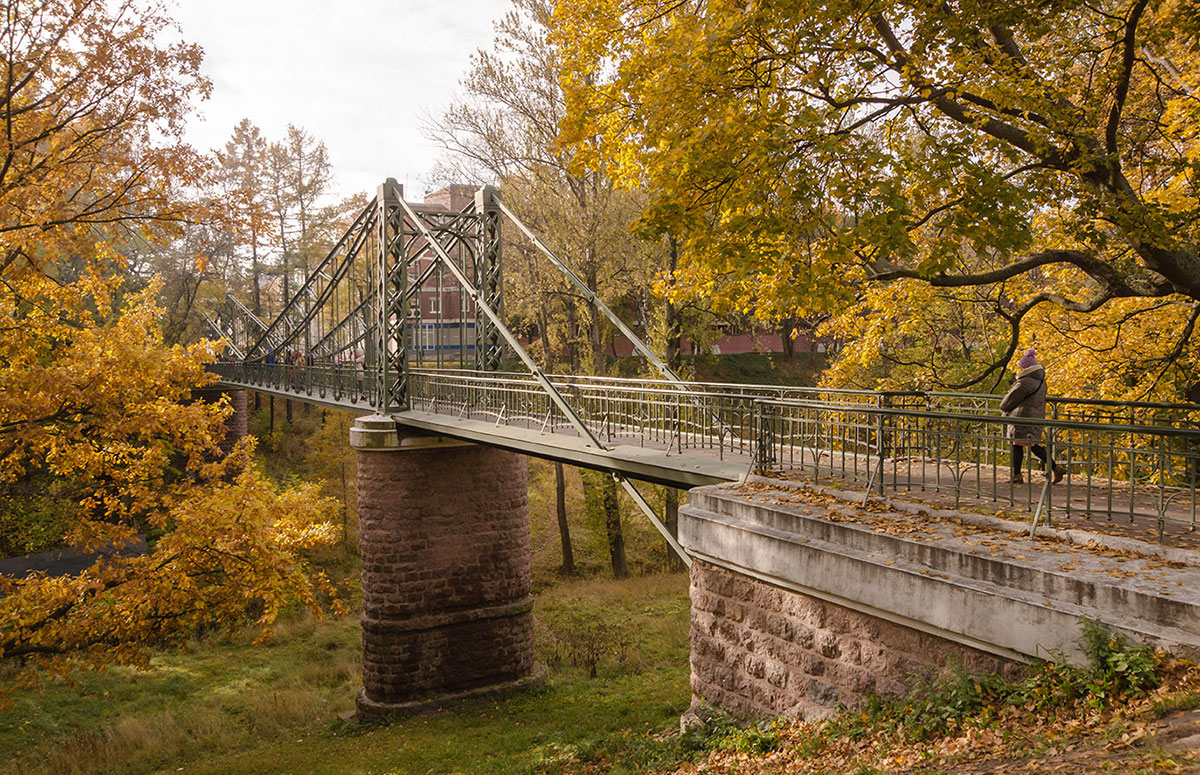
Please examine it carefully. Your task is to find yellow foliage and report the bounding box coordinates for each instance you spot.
[0,0,340,691]
[554,0,1200,397]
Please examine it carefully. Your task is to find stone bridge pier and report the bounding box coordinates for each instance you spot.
[349,415,542,717]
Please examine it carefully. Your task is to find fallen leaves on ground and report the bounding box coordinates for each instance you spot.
[666,662,1200,775]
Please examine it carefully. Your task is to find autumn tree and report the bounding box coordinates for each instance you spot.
[265,124,334,310]
[0,0,340,685]
[556,0,1200,398]
[218,119,271,316]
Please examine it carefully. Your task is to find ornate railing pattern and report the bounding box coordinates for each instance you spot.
[210,361,1200,539]
[752,400,1199,539]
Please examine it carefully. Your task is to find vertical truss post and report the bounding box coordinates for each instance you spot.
[474,185,503,372]
[375,178,408,413]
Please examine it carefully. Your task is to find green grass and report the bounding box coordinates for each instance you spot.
[0,573,693,775]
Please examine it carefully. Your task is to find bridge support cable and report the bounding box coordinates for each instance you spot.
[395,196,607,450]
[246,201,378,362]
[494,198,683,383]
[208,293,275,358]
[494,199,741,446]
[309,213,481,364]
[204,313,245,360]
[616,475,692,567]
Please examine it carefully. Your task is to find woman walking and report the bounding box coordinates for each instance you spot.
[1000,348,1065,484]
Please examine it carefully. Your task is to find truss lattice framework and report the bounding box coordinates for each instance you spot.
[208,179,709,564]
[208,179,509,413]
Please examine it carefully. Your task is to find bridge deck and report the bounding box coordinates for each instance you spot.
[395,409,744,488]
[217,377,1198,547]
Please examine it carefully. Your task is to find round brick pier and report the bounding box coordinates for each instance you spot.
[351,416,541,717]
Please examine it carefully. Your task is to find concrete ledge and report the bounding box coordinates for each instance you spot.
[681,480,1200,662]
[760,475,1200,568]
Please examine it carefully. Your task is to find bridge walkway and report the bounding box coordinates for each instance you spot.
[202,180,1199,550]
[214,367,1200,548]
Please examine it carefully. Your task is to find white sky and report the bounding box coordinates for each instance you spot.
[172,0,512,201]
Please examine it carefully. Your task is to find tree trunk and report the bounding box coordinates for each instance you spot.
[664,487,684,571]
[781,315,797,359]
[252,223,262,316]
[603,475,627,578]
[563,296,580,372]
[269,395,275,431]
[286,398,293,425]
[585,250,604,375]
[554,462,574,575]
[582,469,627,579]
[279,208,290,308]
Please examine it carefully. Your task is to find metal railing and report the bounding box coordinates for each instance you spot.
[210,362,1200,541]
[209,361,380,408]
[414,368,1200,429]
[409,369,759,459]
[752,399,1200,540]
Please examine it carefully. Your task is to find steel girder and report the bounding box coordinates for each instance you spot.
[474,186,503,371]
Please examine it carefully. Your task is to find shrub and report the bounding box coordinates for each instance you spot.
[827,620,1163,744]
[536,610,633,678]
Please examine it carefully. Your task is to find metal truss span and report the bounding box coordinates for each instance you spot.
[205,179,1200,547]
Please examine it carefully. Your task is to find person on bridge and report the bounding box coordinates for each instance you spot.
[1001,348,1066,485]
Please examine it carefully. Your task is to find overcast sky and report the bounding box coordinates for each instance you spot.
[172,0,512,201]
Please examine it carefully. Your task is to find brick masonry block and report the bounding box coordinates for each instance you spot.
[689,560,1021,719]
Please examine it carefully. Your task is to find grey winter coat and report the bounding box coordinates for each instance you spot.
[999,364,1048,443]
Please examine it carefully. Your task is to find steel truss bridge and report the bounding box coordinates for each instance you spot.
[208,181,1200,553]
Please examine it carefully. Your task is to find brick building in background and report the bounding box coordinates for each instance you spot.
[408,185,479,364]
[413,184,836,363]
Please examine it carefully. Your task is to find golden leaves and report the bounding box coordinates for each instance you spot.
[0,251,339,696]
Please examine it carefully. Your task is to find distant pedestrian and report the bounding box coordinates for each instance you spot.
[1000,348,1065,484]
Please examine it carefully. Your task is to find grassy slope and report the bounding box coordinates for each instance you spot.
[0,575,692,775]
[1,354,830,774]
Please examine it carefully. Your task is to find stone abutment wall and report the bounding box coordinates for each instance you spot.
[689,560,1018,719]
[682,478,1200,721]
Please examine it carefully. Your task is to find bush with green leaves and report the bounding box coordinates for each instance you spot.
[824,619,1161,744]
[680,705,783,756]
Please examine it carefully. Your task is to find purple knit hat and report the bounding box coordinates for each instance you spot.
[1017,348,1039,369]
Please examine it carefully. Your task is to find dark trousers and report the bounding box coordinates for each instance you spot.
[1012,444,1056,474]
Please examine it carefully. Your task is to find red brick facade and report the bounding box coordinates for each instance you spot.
[689,560,1021,719]
[354,441,537,716]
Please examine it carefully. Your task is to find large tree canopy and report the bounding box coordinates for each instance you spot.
[556,0,1200,393]
[0,0,339,689]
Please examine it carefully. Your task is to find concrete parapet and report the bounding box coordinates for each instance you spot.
[350,417,538,717]
[680,478,1200,718]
